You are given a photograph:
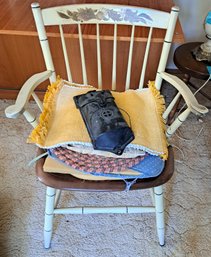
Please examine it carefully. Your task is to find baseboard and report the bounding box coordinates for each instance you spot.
[0,89,45,100]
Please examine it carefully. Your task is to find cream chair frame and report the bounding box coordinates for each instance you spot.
[5,3,208,248]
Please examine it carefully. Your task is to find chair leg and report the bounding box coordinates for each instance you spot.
[154,185,165,246]
[44,186,56,249]
[54,189,62,208]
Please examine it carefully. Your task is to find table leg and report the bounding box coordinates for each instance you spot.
[188,81,211,101]
[183,73,191,84]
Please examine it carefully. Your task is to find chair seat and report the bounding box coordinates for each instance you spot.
[36,146,174,192]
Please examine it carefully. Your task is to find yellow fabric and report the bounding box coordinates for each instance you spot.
[44,157,140,180]
[28,79,168,159]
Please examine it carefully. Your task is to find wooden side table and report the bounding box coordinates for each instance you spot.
[174,42,211,101]
[166,42,211,123]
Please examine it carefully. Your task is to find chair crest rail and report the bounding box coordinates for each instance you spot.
[38,4,171,28]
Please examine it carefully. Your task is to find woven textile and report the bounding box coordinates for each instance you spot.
[49,147,146,173]
[28,79,168,159]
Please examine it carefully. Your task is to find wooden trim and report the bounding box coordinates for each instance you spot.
[0,89,45,100]
[0,29,184,43]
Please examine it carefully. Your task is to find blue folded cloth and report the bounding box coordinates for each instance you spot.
[131,154,164,178]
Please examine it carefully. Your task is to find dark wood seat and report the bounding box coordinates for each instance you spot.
[36,146,174,192]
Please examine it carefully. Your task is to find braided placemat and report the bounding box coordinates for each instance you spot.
[50,147,146,173]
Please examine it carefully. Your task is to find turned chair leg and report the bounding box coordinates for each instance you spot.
[154,185,165,246]
[44,186,56,249]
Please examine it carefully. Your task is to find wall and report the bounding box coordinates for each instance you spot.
[168,0,211,68]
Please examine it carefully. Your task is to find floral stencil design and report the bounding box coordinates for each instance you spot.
[106,9,122,21]
[57,7,153,24]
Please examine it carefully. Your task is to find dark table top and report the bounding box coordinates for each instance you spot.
[174,42,210,80]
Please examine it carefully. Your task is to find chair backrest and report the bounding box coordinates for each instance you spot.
[31,3,179,91]
[5,3,208,155]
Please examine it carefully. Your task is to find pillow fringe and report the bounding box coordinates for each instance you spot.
[27,77,63,146]
[148,81,168,160]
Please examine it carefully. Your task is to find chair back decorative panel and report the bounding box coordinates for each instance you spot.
[32,3,179,90]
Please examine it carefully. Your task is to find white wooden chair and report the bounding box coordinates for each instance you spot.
[5,3,208,248]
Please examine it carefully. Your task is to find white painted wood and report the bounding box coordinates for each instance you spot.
[42,4,170,28]
[44,187,56,249]
[23,110,38,128]
[150,188,155,206]
[53,206,155,214]
[161,71,209,137]
[127,206,155,214]
[59,25,73,82]
[165,6,180,42]
[5,71,52,119]
[31,3,56,83]
[96,23,102,89]
[32,92,43,111]
[166,108,191,138]
[84,207,127,214]
[54,207,83,214]
[78,23,88,85]
[54,189,62,208]
[125,25,135,90]
[155,6,179,90]
[154,186,165,246]
[160,72,208,115]
[112,24,117,91]
[162,92,181,120]
[139,27,153,89]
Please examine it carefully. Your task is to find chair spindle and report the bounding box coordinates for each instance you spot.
[162,92,181,120]
[78,23,88,85]
[59,25,73,82]
[166,108,191,137]
[125,25,135,91]
[139,27,153,89]
[112,24,117,91]
[96,23,102,89]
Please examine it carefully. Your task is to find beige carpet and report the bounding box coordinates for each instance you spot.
[0,88,211,256]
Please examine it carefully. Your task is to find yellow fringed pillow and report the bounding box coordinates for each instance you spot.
[28,79,168,159]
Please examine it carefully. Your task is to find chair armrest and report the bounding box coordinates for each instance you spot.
[5,70,52,119]
[160,72,208,115]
